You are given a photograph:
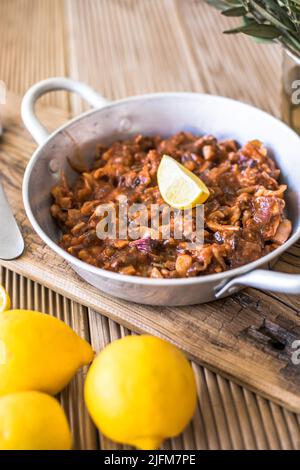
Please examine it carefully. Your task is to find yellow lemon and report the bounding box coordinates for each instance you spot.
[84,335,197,450]
[0,309,94,396]
[0,286,11,313]
[0,391,72,450]
[157,154,210,209]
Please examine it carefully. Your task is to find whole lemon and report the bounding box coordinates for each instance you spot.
[0,391,72,450]
[84,335,197,450]
[0,310,94,396]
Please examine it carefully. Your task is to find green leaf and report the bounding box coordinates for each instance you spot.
[249,0,295,32]
[243,16,255,26]
[205,0,242,9]
[205,0,229,9]
[222,6,247,16]
[252,37,275,44]
[240,16,273,42]
[224,22,281,39]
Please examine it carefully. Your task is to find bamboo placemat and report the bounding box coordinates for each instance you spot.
[0,0,300,449]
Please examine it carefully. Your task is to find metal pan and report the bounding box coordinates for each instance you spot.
[21,78,300,305]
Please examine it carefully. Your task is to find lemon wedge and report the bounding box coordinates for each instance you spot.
[157,155,210,209]
[0,286,11,313]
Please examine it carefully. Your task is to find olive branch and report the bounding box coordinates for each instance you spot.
[206,0,300,58]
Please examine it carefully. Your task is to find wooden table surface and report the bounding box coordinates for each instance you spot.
[1,0,300,450]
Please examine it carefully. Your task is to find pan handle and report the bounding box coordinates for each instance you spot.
[215,268,300,298]
[21,77,109,145]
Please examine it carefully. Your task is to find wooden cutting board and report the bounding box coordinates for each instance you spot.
[1,92,300,413]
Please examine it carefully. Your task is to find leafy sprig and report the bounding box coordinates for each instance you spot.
[206,0,300,57]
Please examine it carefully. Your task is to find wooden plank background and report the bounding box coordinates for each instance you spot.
[0,0,300,449]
